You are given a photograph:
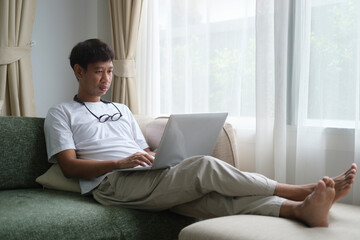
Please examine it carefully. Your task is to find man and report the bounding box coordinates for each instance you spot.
[45,39,357,227]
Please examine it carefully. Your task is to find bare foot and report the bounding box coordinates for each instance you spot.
[332,163,357,203]
[275,163,357,202]
[295,177,335,227]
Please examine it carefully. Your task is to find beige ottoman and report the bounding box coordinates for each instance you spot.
[179,203,360,240]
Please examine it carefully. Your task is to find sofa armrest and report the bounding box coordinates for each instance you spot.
[134,115,239,169]
[212,122,239,169]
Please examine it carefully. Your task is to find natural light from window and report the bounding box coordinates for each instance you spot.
[154,0,359,129]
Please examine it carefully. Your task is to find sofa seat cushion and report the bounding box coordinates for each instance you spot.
[179,203,360,240]
[0,189,197,240]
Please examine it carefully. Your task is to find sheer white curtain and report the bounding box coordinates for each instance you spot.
[138,0,256,117]
[137,0,360,204]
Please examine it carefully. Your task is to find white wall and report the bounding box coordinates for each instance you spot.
[31,0,112,117]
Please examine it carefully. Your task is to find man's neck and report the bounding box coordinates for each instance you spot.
[76,94,101,102]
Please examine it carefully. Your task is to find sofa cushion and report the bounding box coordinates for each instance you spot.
[0,116,51,190]
[35,164,81,193]
[179,203,360,240]
[145,117,168,151]
[0,188,197,240]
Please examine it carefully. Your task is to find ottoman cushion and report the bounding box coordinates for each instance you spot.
[179,203,360,240]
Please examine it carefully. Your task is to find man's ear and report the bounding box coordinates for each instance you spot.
[74,64,84,80]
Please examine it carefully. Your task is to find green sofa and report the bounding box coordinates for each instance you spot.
[0,116,196,240]
[0,115,239,240]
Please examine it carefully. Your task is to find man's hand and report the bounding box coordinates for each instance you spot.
[116,152,154,169]
[56,150,155,179]
[144,147,156,157]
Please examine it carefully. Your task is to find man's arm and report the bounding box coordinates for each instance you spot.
[56,149,154,179]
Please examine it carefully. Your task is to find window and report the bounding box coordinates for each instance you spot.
[307,0,360,128]
[144,0,360,129]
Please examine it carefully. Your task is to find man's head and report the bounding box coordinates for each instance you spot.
[70,39,115,102]
[69,39,114,71]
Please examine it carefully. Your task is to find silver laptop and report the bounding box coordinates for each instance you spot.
[118,112,228,171]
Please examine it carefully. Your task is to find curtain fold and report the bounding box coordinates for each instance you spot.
[109,0,143,114]
[136,0,161,116]
[273,0,291,183]
[354,112,360,204]
[255,0,290,183]
[255,0,276,180]
[292,0,321,185]
[0,0,37,116]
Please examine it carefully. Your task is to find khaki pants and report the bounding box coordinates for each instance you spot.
[92,156,286,218]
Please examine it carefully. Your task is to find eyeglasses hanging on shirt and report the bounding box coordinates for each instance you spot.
[73,95,123,123]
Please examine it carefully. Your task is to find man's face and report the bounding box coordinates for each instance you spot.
[76,60,113,100]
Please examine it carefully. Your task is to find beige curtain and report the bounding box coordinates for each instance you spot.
[109,0,143,114]
[0,0,37,116]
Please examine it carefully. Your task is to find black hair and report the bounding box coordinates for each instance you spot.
[69,39,114,70]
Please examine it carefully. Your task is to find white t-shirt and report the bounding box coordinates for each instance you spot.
[44,100,149,194]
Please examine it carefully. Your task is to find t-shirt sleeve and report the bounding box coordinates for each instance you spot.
[44,105,76,163]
